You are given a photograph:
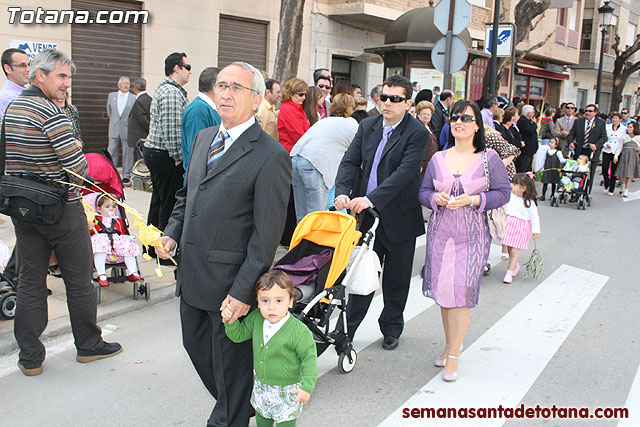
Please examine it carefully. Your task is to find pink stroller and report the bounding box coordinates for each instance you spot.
[82,153,150,301]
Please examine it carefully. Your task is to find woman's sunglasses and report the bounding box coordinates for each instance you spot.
[449,114,476,123]
[380,94,407,103]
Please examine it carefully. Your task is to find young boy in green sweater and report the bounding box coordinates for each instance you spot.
[223,270,318,426]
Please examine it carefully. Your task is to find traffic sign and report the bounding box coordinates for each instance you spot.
[484,24,514,57]
[431,36,468,74]
[434,0,472,36]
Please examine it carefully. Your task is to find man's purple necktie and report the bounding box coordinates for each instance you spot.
[367,125,394,194]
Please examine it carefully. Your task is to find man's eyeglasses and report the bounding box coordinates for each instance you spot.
[214,82,257,94]
[566,106,576,110]
[449,113,476,123]
[380,93,407,103]
[317,84,332,90]
[8,63,29,69]
[585,109,596,113]
[621,111,629,114]
[179,64,192,71]
[296,92,307,97]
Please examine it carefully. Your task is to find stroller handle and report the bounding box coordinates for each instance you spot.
[328,205,379,219]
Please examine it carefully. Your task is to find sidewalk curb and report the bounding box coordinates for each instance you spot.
[0,283,177,356]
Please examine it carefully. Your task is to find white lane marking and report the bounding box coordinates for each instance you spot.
[618,363,640,427]
[379,264,608,426]
[0,324,117,379]
[317,242,504,376]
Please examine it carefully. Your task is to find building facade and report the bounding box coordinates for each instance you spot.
[1,0,313,152]
[570,0,640,114]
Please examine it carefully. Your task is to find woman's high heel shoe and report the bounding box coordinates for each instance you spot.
[442,355,459,382]
[434,343,463,367]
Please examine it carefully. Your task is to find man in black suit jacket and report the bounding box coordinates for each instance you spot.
[156,62,291,427]
[515,104,538,172]
[568,103,607,193]
[335,75,427,351]
[430,89,454,144]
[127,78,152,164]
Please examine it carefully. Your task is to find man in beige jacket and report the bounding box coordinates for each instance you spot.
[256,78,280,140]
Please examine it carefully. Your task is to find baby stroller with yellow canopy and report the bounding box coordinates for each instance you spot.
[274,208,379,373]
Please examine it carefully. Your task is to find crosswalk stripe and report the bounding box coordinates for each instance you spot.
[618,363,640,426]
[379,264,608,426]
[316,243,504,376]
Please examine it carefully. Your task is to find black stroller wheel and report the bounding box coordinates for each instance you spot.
[143,283,150,301]
[132,282,139,300]
[338,349,357,374]
[0,292,17,320]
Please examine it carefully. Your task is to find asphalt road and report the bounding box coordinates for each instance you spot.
[1,184,639,427]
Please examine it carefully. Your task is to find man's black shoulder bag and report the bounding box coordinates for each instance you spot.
[0,101,68,225]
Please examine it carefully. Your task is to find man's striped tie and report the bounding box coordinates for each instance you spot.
[207,130,228,173]
[584,120,592,146]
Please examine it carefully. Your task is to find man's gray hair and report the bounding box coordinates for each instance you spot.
[522,104,535,116]
[229,62,265,97]
[132,77,147,91]
[29,48,76,83]
[370,84,382,99]
[118,75,130,84]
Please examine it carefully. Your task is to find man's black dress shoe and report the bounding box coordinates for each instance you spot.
[76,342,122,363]
[382,336,399,350]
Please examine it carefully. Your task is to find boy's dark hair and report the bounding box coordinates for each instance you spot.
[382,74,413,100]
[512,173,538,207]
[351,109,370,123]
[256,270,296,300]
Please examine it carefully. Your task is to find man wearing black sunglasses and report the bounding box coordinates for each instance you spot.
[552,102,576,155]
[315,75,332,119]
[567,103,607,194]
[144,52,191,235]
[335,74,428,350]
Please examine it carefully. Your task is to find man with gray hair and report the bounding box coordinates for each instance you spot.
[367,84,382,116]
[481,94,498,129]
[3,48,121,376]
[155,61,291,427]
[181,66,221,169]
[106,76,136,182]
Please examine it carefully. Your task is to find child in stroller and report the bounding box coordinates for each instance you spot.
[552,154,592,209]
[561,154,590,191]
[90,194,144,287]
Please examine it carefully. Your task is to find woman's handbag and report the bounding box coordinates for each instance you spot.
[482,150,507,240]
[0,109,68,225]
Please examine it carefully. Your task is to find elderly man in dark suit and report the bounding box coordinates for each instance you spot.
[334,74,427,351]
[107,76,136,183]
[156,62,291,427]
[568,103,608,194]
[127,77,152,165]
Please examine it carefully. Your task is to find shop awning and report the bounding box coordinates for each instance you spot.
[517,64,570,80]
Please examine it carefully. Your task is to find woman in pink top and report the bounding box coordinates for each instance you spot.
[278,78,310,152]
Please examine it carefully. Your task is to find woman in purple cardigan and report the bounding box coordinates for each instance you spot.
[419,100,511,382]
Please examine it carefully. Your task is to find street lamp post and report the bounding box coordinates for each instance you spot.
[595,1,614,108]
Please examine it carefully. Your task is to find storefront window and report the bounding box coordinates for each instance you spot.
[529,77,545,99]
[514,74,528,98]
